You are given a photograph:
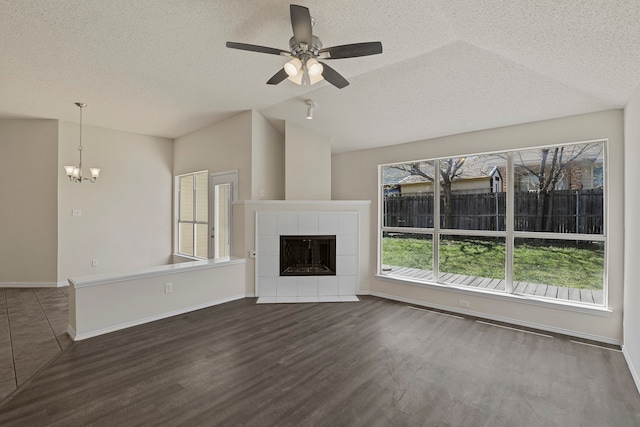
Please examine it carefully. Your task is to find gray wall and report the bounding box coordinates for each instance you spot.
[57,122,174,281]
[623,84,640,389]
[0,120,58,284]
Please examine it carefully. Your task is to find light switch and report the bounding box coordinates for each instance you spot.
[72,209,82,217]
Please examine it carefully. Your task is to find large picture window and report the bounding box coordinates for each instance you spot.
[177,171,208,259]
[380,140,606,306]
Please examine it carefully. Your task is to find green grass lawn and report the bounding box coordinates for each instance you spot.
[382,236,603,290]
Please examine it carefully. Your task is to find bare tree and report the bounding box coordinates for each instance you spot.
[515,143,602,232]
[390,158,466,228]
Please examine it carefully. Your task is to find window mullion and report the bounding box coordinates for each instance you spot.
[505,151,514,293]
[433,159,440,281]
[192,175,198,256]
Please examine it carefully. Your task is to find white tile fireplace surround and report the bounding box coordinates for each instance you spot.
[256,211,359,303]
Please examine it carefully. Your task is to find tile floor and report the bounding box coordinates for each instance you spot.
[0,287,71,402]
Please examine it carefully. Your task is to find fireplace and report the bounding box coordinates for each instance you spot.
[280,235,336,276]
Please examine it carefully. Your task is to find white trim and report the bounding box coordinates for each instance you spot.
[210,169,239,200]
[70,257,245,288]
[376,274,611,316]
[623,346,640,395]
[67,325,77,340]
[370,290,621,345]
[0,282,59,288]
[377,138,608,167]
[210,170,238,259]
[506,151,514,293]
[71,294,246,341]
[171,254,202,262]
[254,213,260,296]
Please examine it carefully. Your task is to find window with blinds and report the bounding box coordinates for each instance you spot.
[177,171,208,259]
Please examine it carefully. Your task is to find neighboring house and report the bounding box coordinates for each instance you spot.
[513,161,604,192]
[384,160,504,195]
[384,143,603,195]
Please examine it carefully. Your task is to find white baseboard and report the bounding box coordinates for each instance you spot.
[370,291,622,346]
[0,282,59,288]
[71,294,246,341]
[245,292,256,298]
[623,346,640,395]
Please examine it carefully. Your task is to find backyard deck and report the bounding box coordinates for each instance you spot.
[381,265,603,305]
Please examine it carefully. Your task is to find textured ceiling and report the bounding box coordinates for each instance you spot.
[1,1,639,153]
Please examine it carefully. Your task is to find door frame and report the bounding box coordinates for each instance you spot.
[209,170,238,259]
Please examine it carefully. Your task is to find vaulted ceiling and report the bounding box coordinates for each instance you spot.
[1,1,639,153]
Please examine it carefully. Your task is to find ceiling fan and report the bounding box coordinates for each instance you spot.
[226,4,383,89]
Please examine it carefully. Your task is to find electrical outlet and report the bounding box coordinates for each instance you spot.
[165,283,173,294]
[72,209,82,217]
[458,299,470,308]
[91,259,98,267]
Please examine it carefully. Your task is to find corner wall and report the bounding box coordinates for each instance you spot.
[251,112,285,200]
[332,110,624,343]
[285,123,331,200]
[0,119,58,284]
[624,84,640,390]
[174,111,253,200]
[58,122,173,281]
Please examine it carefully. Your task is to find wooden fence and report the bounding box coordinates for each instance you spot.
[383,189,603,234]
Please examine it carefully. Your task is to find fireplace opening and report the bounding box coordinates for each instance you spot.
[280,235,336,276]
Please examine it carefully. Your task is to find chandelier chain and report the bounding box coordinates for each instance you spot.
[78,104,83,152]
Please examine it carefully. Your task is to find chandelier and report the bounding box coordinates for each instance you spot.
[63,102,100,183]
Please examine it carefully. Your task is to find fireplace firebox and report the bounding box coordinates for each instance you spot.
[280,235,336,276]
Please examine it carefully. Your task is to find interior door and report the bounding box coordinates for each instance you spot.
[210,171,238,259]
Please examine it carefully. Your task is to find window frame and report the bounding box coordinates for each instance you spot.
[175,170,209,260]
[378,139,608,308]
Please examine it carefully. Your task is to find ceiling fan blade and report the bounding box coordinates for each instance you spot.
[290,4,312,47]
[266,68,288,85]
[226,41,289,56]
[319,42,383,59]
[320,62,349,89]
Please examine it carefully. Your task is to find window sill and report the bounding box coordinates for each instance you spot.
[375,273,612,317]
[172,254,207,262]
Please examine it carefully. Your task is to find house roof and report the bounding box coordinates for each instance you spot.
[0,2,638,153]
[386,156,503,185]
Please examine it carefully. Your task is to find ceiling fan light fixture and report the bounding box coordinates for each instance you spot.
[288,70,324,86]
[284,58,302,77]
[306,58,323,77]
[288,72,303,85]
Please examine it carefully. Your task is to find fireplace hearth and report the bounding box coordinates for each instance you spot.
[280,235,336,276]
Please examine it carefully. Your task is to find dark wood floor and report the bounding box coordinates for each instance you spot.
[0,295,638,426]
[0,288,72,401]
